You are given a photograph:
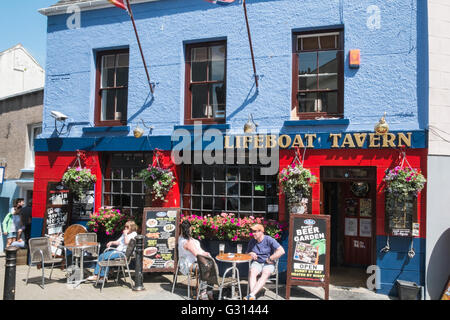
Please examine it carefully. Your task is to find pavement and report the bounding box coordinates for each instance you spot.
[0,253,392,301]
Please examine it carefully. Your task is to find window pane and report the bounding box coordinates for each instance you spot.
[240,183,252,196]
[117,53,129,67]
[102,55,115,88]
[302,36,319,50]
[191,47,208,82]
[254,199,265,212]
[203,182,213,195]
[193,182,201,195]
[210,83,226,119]
[298,52,317,90]
[240,198,252,212]
[227,182,239,196]
[227,197,239,211]
[215,183,225,195]
[116,54,129,86]
[116,88,128,120]
[209,45,225,81]
[319,91,338,114]
[214,197,225,211]
[298,92,317,113]
[101,90,116,121]
[203,197,213,210]
[320,35,337,49]
[191,84,209,118]
[318,51,338,90]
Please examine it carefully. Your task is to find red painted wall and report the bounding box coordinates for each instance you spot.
[278,148,427,237]
[32,152,102,220]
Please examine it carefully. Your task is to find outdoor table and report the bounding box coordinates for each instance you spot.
[64,242,98,287]
[215,253,252,300]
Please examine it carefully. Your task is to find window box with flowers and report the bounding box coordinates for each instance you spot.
[62,166,97,200]
[137,165,176,203]
[279,162,317,214]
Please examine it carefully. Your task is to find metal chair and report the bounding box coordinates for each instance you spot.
[171,246,198,299]
[74,232,100,261]
[95,238,136,291]
[197,254,242,300]
[26,237,64,289]
[61,224,87,267]
[247,259,279,299]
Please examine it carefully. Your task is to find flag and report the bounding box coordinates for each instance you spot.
[204,0,236,5]
[108,0,127,10]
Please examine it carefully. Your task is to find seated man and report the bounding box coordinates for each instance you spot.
[244,223,285,300]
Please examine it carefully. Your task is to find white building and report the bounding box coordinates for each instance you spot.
[0,44,45,99]
[426,0,450,300]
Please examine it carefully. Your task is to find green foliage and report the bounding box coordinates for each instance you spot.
[181,213,287,242]
[279,162,317,203]
[137,165,176,201]
[86,207,128,235]
[383,166,426,201]
[62,166,96,199]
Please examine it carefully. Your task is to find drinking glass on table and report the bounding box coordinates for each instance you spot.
[219,243,225,255]
[237,244,242,254]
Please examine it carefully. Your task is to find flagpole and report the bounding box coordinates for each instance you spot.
[242,0,258,89]
[125,0,154,94]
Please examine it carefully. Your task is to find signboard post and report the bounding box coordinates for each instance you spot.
[286,214,330,300]
[141,207,179,273]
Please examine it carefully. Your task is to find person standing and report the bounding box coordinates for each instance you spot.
[19,200,33,244]
[2,198,24,249]
[244,223,285,300]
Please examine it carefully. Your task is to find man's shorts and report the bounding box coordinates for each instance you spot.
[249,261,275,274]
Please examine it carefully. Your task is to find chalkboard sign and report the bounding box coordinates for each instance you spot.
[43,182,70,236]
[286,214,330,300]
[141,207,179,273]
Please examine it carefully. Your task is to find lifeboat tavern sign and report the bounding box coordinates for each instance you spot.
[222,132,425,149]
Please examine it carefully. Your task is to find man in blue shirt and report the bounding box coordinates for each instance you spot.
[244,223,285,300]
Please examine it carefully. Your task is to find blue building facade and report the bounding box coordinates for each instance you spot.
[36,0,429,297]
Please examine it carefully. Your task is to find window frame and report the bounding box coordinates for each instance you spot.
[292,29,344,119]
[94,49,130,127]
[184,41,227,125]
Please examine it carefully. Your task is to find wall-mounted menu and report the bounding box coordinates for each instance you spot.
[43,182,70,236]
[72,188,95,221]
[142,207,179,273]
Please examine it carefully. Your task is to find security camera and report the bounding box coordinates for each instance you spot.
[51,110,68,121]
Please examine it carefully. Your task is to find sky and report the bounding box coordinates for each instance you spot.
[0,0,58,67]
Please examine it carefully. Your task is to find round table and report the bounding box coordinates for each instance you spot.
[215,253,252,300]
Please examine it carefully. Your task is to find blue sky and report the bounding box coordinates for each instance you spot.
[1,0,57,67]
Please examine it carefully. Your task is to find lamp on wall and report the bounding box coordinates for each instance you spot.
[50,110,68,135]
[243,113,258,133]
[133,118,154,138]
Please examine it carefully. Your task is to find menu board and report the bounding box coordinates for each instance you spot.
[72,188,95,221]
[385,193,417,237]
[43,182,70,236]
[141,207,179,273]
[286,214,330,300]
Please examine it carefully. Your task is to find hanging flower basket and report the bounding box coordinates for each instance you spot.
[279,162,317,204]
[383,166,426,201]
[137,165,176,202]
[86,207,128,236]
[62,166,96,200]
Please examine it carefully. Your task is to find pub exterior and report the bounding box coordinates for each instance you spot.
[35,0,428,297]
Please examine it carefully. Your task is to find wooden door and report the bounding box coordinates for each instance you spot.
[342,181,375,266]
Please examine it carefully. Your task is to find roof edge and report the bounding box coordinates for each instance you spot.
[39,0,161,16]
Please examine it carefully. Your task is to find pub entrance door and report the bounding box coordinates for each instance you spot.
[321,167,376,268]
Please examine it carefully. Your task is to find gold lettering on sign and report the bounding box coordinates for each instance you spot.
[341,134,356,148]
[330,133,342,148]
[353,133,367,148]
[291,134,305,148]
[243,135,252,149]
[278,135,292,148]
[369,133,381,147]
[254,135,264,148]
[235,135,242,149]
[224,135,234,149]
[398,132,412,147]
[304,134,317,148]
[266,135,277,148]
[382,133,396,147]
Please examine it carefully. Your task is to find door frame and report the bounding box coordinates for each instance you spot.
[320,166,377,266]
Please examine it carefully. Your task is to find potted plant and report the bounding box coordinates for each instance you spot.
[279,162,317,213]
[383,166,426,201]
[86,207,129,250]
[137,164,176,202]
[62,166,96,200]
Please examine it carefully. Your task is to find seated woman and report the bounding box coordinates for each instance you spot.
[178,220,213,299]
[87,220,138,282]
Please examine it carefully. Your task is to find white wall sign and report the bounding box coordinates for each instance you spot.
[345,218,358,236]
[0,167,4,185]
